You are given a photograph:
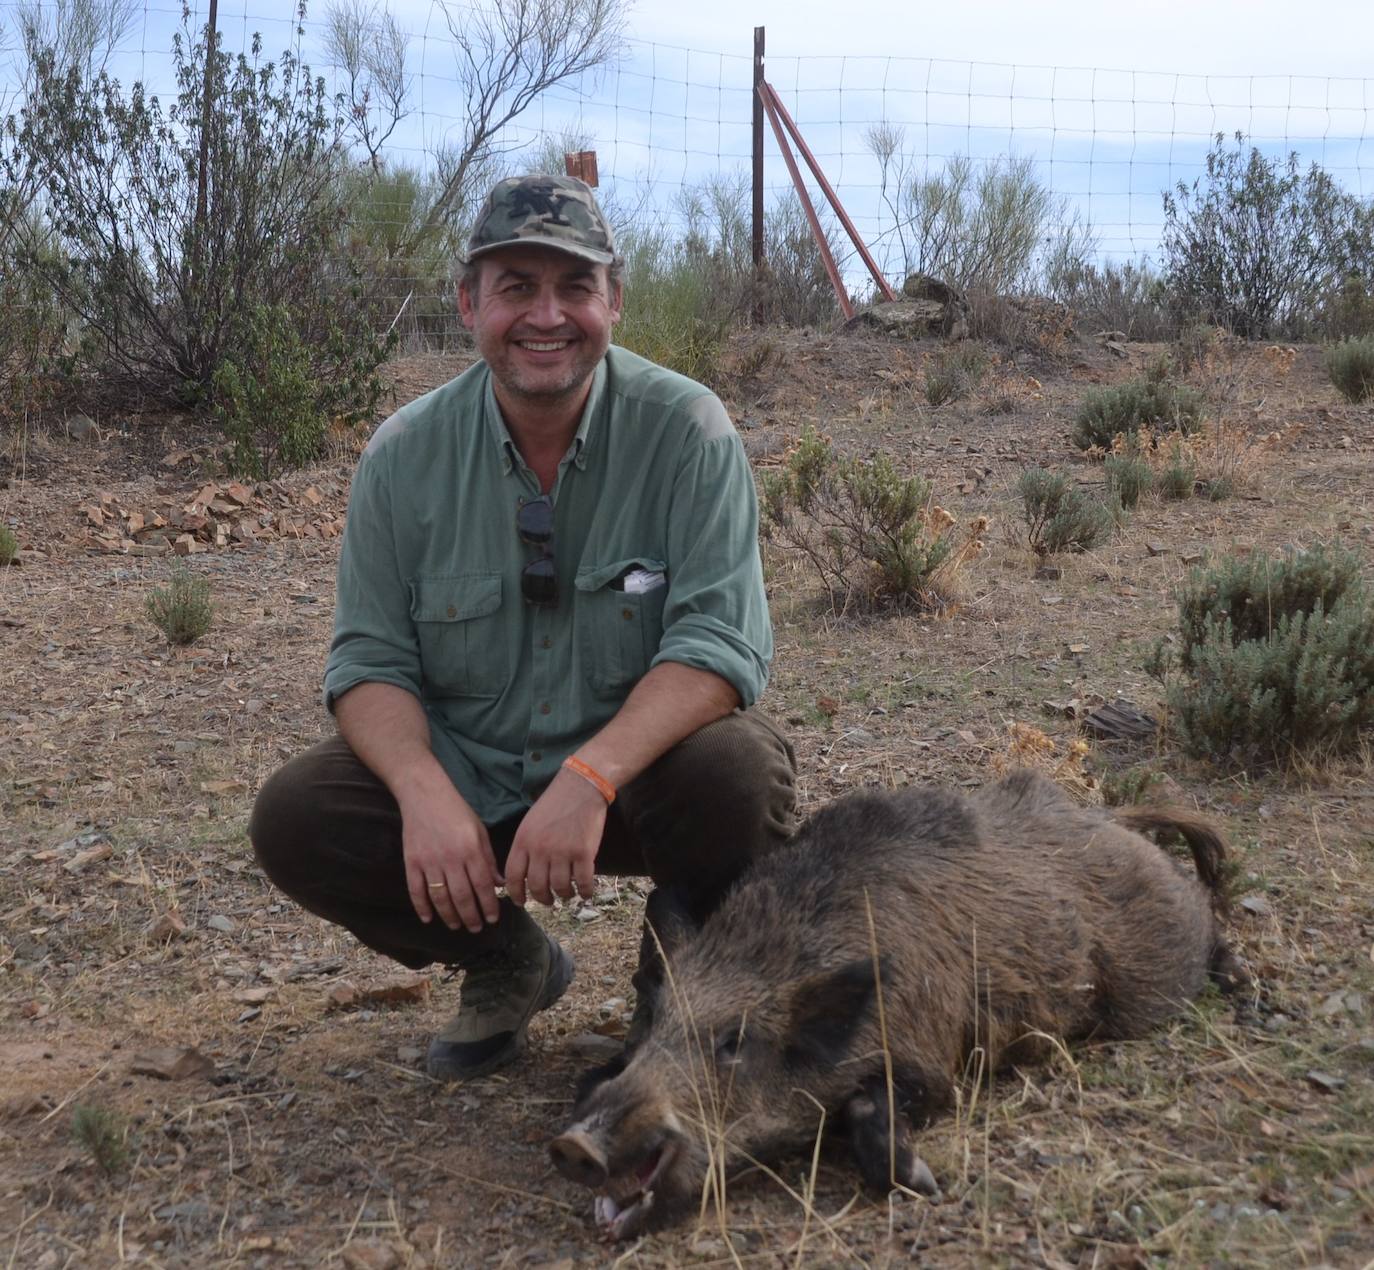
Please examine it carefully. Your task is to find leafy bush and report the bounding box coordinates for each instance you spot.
[0,523,18,563]
[1151,545,1374,762]
[145,565,213,645]
[1161,132,1365,337]
[1018,467,1117,555]
[1072,358,1205,450]
[1047,257,1174,341]
[1325,336,1374,403]
[11,6,391,464]
[213,302,388,476]
[762,426,984,614]
[1104,454,1153,508]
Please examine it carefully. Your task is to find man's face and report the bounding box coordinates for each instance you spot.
[458,246,622,410]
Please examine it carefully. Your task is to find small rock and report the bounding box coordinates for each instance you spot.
[341,1240,400,1270]
[1034,564,1061,580]
[327,982,361,1010]
[231,986,276,1005]
[597,997,628,1020]
[236,1008,262,1024]
[569,1033,624,1062]
[1180,550,1204,565]
[63,841,113,874]
[1316,991,1349,1018]
[356,973,430,1007]
[396,1045,424,1064]
[131,1045,215,1081]
[147,912,187,942]
[1145,542,1168,557]
[1305,1070,1346,1094]
[206,914,236,934]
[573,905,602,922]
[1239,895,1272,918]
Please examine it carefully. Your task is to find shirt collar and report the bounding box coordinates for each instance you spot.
[483,356,608,475]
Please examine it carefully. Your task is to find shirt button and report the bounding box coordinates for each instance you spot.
[541,636,552,649]
[530,750,542,762]
[622,608,633,621]
[446,605,457,618]
[539,702,551,715]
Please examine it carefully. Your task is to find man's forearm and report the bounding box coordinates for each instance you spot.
[571,662,739,791]
[334,682,452,805]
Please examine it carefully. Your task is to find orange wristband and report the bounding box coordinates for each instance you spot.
[562,755,616,805]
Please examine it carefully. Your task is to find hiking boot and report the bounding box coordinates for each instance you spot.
[426,926,574,1080]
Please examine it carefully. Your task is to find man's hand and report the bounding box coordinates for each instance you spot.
[504,769,606,907]
[398,777,503,933]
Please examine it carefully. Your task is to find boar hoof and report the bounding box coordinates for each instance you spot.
[549,1130,609,1189]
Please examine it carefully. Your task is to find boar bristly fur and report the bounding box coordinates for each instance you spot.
[550,769,1242,1240]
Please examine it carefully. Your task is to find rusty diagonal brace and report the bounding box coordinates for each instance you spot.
[757,80,898,319]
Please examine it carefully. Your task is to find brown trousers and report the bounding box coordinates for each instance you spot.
[249,710,797,975]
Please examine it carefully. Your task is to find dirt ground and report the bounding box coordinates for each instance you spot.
[1,327,1372,1268]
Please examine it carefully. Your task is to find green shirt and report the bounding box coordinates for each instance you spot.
[324,345,773,823]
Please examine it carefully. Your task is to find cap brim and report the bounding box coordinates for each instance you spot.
[464,240,615,267]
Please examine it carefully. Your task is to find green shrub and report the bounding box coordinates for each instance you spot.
[72,1104,131,1177]
[762,426,980,614]
[1151,545,1374,762]
[0,523,17,564]
[1018,467,1118,556]
[1072,358,1205,450]
[212,302,387,477]
[1161,132,1364,337]
[145,565,213,645]
[1325,336,1374,403]
[1156,439,1198,500]
[1104,453,1153,508]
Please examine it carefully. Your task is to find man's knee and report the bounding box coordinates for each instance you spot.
[663,709,797,835]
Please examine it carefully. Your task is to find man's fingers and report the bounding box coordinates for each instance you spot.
[448,872,486,934]
[505,844,528,907]
[574,856,596,906]
[406,863,435,924]
[526,856,552,907]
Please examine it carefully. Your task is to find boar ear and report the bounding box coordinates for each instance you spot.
[784,957,886,1069]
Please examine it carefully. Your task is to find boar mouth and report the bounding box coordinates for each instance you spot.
[593,1138,682,1240]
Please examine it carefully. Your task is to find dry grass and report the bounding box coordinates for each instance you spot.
[2,333,1373,1266]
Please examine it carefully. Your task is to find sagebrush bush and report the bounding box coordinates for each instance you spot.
[145,566,213,645]
[1151,545,1374,762]
[1072,358,1205,450]
[762,426,984,614]
[1018,467,1118,555]
[1104,454,1153,508]
[0,523,17,564]
[1325,336,1374,403]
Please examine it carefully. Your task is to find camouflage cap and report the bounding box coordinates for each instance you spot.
[464,174,616,266]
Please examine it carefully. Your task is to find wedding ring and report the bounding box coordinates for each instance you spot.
[427,881,447,890]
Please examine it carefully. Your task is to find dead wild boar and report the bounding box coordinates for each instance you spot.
[550,768,1244,1240]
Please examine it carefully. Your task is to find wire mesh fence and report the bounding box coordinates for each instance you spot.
[3,0,1374,345]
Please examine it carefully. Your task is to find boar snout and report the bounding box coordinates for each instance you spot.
[549,1129,609,1189]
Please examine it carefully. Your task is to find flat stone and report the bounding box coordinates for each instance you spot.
[568,1033,623,1062]
[131,1045,215,1081]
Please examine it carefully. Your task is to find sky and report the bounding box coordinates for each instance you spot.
[4,0,1374,280]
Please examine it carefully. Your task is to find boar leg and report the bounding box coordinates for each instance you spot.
[843,1074,941,1198]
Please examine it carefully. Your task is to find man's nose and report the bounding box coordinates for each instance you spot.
[525,286,565,327]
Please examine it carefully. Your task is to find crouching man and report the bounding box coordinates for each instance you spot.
[249,174,796,1080]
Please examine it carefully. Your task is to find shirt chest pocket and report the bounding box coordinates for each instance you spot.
[409,574,507,698]
[574,558,668,699]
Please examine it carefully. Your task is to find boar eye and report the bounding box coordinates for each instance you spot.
[714,1023,746,1065]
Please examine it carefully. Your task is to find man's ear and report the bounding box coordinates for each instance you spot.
[784,957,886,1069]
[457,274,479,331]
[607,276,623,325]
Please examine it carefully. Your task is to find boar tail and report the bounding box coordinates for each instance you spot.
[1113,807,1229,914]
